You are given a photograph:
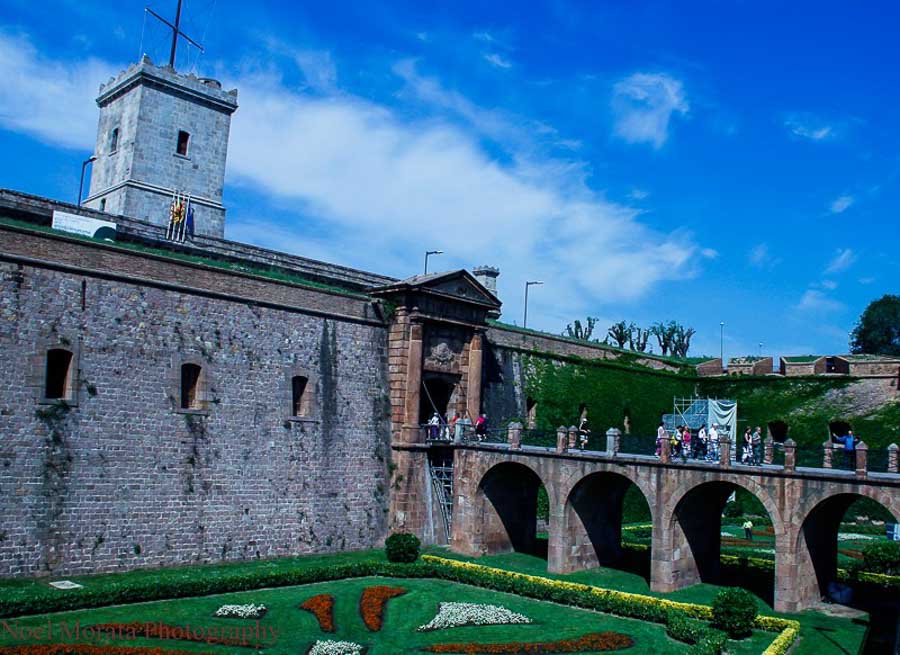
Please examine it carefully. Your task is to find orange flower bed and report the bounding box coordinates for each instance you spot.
[0,646,215,655]
[84,623,258,648]
[359,585,407,632]
[424,632,634,653]
[299,594,336,633]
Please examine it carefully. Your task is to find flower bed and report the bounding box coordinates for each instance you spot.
[359,585,406,632]
[422,631,634,653]
[213,603,266,619]
[307,640,364,655]
[417,603,532,631]
[300,594,336,633]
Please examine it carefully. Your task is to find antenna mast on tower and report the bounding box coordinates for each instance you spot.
[146,0,205,69]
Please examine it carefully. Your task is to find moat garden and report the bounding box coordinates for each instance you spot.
[2,530,894,655]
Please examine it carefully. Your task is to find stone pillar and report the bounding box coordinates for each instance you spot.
[764,436,774,465]
[855,441,868,477]
[466,330,484,423]
[556,426,567,453]
[568,425,578,451]
[606,428,621,457]
[783,439,796,472]
[822,439,833,468]
[888,443,899,474]
[402,320,424,443]
[660,436,670,464]
[719,439,731,468]
[508,422,522,450]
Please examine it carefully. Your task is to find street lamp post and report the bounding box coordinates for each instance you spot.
[523,281,543,328]
[78,155,97,207]
[719,322,725,365]
[424,250,443,275]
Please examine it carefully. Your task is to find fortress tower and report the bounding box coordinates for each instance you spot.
[83,56,238,239]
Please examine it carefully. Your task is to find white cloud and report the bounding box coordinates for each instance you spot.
[611,73,689,149]
[830,194,854,214]
[825,248,857,274]
[820,280,838,290]
[483,53,512,69]
[749,243,769,266]
[628,188,649,200]
[859,276,875,285]
[784,116,834,141]
[796,289,844,313]
[701,248,718,259]
[0,31,119,149]
[0,32,709,326]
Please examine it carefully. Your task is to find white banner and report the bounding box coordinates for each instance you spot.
[51,210,116,240]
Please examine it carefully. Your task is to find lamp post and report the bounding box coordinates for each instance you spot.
[719,321,725,364]
[78,155,97,207]
[424,250,443,274]
[523,281,543,328]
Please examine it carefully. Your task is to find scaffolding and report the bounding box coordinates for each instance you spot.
[663,396,738,457]
[428,453,454,540]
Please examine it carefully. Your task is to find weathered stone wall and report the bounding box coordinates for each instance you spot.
[0,240,391,576]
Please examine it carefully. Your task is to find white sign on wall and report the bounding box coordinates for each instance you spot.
[51,210,117,241]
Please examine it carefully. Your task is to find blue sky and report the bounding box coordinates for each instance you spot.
[1,0,897,360]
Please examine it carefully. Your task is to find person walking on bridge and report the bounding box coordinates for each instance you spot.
[656,422,667,458]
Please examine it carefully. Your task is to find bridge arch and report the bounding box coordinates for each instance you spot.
[658,477,782,600]
[790,487,900,608]
[471,460,549,558]
[551,469,654,574]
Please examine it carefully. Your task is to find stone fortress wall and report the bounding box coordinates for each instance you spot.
[0,213,391,576]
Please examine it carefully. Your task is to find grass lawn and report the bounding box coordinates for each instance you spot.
[425,548,870,655]
[0,548,870,654]
[0,575,777,655]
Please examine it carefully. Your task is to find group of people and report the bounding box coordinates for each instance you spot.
[740,427,764,466]
[656,423,724,462]
[426,411,488,442]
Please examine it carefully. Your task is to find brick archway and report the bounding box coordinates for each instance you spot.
[550,470,655,574]
[787,487,900,609]
[654,477,782,597]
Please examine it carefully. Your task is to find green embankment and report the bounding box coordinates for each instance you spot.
[519,352,898,451]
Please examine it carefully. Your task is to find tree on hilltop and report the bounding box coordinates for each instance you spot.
[850,295,900,356]
[565,317,598,341]
[607,321,630,348]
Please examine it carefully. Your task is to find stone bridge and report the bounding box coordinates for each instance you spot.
[443,436,900,613]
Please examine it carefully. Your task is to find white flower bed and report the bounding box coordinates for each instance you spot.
[308,640,364,655]
[418,602,532,631]
[213,603,267,618]
[837,533,875,541]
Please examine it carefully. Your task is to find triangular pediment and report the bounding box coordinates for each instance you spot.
[370,269,501,309]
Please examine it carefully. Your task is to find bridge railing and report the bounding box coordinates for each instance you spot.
[617,435,659,457]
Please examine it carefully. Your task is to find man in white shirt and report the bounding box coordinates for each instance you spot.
[708,424,719,461]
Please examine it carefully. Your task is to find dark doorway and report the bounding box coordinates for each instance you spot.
[767,420,789,442]
[828,420,851,439]
[419,375,457,423]
[479,462,547,559]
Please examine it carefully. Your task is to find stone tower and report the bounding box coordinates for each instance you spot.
[83,56,238,239]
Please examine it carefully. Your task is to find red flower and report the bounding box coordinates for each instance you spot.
[359,586,407,632]
[423,631,634,653]
[300,594,336,633]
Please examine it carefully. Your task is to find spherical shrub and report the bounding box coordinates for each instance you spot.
[711,587,758,639]
[385,532,420,563]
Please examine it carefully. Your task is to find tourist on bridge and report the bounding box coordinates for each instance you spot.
[578,414,591,450]
[682,426,691,462]
[708,424,720,461]
[742,428,753,465]
[475,414,488,441]
[838,430,857,468]
[696,424,707,460]
[428,412,442,440]
[656,422,667,458]
[751,426,763,466]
